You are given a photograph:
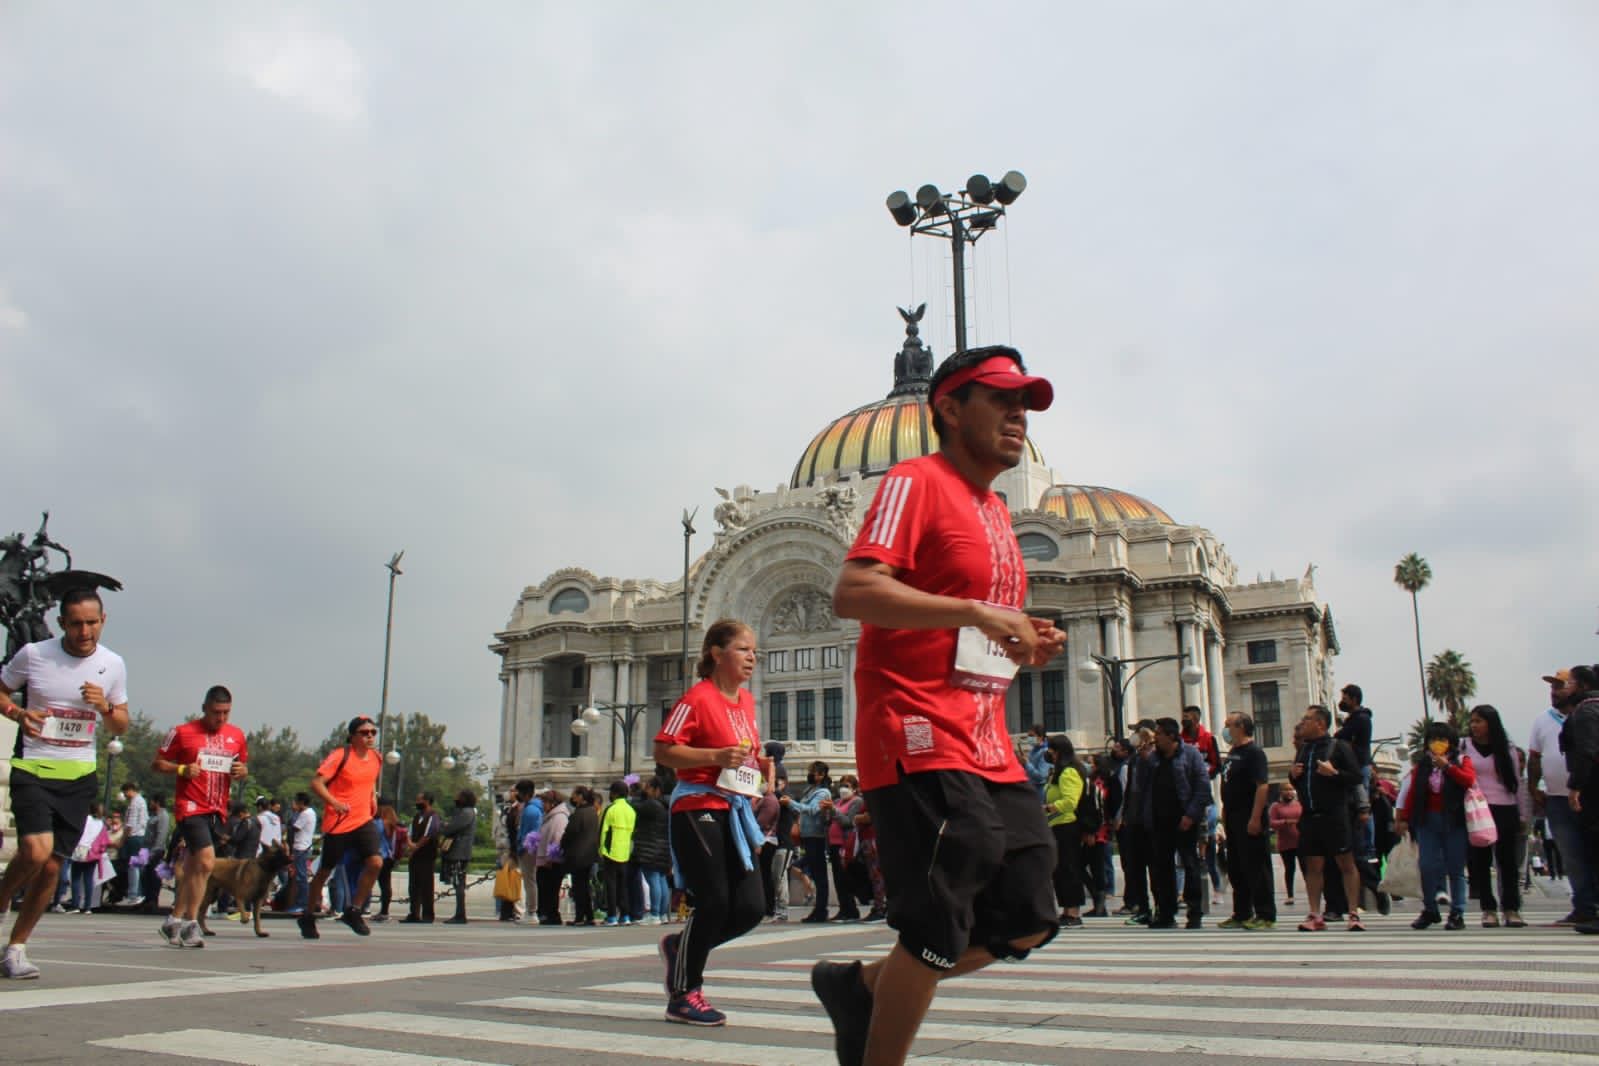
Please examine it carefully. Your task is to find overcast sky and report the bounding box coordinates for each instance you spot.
[3,3,1595,763]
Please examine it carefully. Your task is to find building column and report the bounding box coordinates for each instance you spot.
[1206,636,1226,724]
[1066,618,1101,738]
[589,659,617,766]
[1185,621,1210,726]
[513,664,537,769]
[615,657,637,773]
[524,664,545,766]
[498,672,514,770]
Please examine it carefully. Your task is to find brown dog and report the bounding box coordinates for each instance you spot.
[197,842,293,938]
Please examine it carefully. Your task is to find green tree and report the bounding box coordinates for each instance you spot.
[235,725,309,806]
[1394,553,1433,721]
[1424,649,1476,729]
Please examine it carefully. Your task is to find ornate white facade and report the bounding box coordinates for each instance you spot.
[490,318,1337,793]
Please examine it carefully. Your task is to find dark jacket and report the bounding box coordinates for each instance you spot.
[1564,694,1599,795]
[560,803,600,871]
[440,806,477,863]
[228,814,260,860]
[1137,742,1211,829]
[1400,752,1476,829]
[1334,706,1374,767]
[410,808,441,858]
[1294,735,1361,817]
[1099,768,1124,824]
[630,796,670,870]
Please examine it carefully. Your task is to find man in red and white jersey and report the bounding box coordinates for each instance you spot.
[813,345,1066,1066]
[153,684,248,947]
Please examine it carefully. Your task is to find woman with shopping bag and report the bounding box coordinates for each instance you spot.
[1396,721,1477,930]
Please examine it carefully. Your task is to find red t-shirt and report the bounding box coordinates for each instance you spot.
[654,679,760,812]
[846,453,1029,792]
[157,720,248,821]
[316,745,381,834]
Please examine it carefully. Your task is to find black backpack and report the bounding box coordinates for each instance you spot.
[1073,774,1103,834]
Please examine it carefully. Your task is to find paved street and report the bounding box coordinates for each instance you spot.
[5,890,1599,1065]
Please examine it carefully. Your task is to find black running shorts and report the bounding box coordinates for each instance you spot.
[1298,810,1352,857]
[178,812,227,854]
[319,818,382,867]
[9,767,96,859]
[866,766,1058,972]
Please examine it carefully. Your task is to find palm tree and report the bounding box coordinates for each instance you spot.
[1394,553,1433,720]
[1424,649,1476,730]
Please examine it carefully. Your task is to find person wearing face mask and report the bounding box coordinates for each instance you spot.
[827,776,865,922]
[793,761,835,923]
[1396,720,1477,930]
[1269,782,1302,908]
[1533,668,1595,926]
[1561,665,1599,934]
[402,793,441,924]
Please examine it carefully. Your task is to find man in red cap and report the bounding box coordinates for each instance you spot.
[815,345,1066,1066]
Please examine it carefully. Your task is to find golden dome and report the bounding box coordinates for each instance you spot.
[790,396,1046,489]
[1039,484,1173,524]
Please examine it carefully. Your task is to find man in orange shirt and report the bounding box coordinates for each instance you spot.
[299,716,383,939]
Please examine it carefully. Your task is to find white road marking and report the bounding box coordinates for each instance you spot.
[581,980,1599,1038]
[91,1028,500,1066]
[471,995,1599,1064]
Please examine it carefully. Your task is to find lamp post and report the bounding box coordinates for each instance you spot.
[103,737,124,810]
[886,171,1026,353]
[1079,654,1206,739]
[377,550,404,796]
[680,508,697,687]
[386,748,403,805]
[571,701,653,778]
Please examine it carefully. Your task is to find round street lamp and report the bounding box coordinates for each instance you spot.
[385,748,404,803]
[570,717,590,737]
[1077,659,1102,686]
[440,755,456,771]
[104,737,125,809]
[1180,663,1206,687]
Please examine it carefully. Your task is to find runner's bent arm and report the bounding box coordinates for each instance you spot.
[0,679,46,738]
[653,739,755,772]
[833,559,1063,664]
[310,773,347,814]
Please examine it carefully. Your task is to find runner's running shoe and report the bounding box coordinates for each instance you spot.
[665,988,726,1027]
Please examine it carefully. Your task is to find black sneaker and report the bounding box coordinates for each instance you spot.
[1185,913,1203,930]
[1149,915,1177,929]
[1411,910,1441,930]
[664,988,726,1027]
[1444,912,1466,930]
[811,960,871,1066]
[297,913,320,940]
[1060,914,1084,929]
[340,908,371,936]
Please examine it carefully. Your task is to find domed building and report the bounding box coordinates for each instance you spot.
[489,314,1338,792]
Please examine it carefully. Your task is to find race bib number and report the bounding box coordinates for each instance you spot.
[949,622,1020,693]
[41,710,95,743]
[717,762,762,798]
[199,752,236,775]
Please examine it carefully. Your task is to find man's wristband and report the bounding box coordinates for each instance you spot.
[177,765,187,778]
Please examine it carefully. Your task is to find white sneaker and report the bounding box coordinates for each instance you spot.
[159,918,182,946]
[3,944,40,979]
[123,895,144,907]
[179,921,205,948]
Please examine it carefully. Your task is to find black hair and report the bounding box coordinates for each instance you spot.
[1230,713,1256,737]
[230,802,247,817]
[204,684,233,705]
[1467,705,1518,793]
[418,791,434,804]
[1415,720,1460,765]
[121,780,138,792]
[1182,705,1202,719]
[1047,734,1078,788]
[59,588,104,614]
[1154,717,1182,740]
[608,779,628,800]
[1342,683,1364,706]
[515,779,535,799]
[1573,665,1599,692]
[456,789,476,808]
[927,344,1027,443]
[346,715,375,737]
[1306,704,1332,729]
[295,791,312,806]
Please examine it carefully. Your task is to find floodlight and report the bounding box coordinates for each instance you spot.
[886,190,916,226]
[966,173,994,204]
[994,170,1027,205]
[915,184,945,215]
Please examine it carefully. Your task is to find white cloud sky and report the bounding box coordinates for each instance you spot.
[1,2,1595,761]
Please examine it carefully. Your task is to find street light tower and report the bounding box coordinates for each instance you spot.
[886,171,1026,353]
[1079,654,1206,739]
[103,737,124,810]
[386,748,404,804]
[681,508,697,687]
[377,550,404,796]
[571,701,653,778]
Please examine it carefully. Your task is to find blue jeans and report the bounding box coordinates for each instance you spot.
[1545,795,1594,916]
[329,865,349,913]
[291,850,311,912]
[643,866,669,920]
[69,861,97,910]
[1416,810,1467,916]
[1356,767,1376,861]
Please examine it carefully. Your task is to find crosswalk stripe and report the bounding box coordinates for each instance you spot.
[91,1028,499,1066]
[855,960,1599,985]
[470,995,1596,1065]
[311,1011,976,1066]
[730,969,1599,1008]
[581,981,1599,1038]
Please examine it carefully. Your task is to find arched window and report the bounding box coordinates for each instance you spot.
[1016,532,1059,561]
[549,588,590,614]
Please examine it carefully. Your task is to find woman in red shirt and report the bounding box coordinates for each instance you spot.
[1396,720,1477,930]
[652,619,770,1027]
